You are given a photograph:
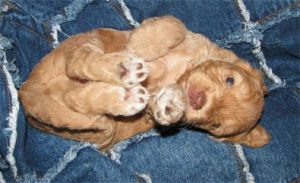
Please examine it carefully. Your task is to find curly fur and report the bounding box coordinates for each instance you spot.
[19,16,270,150]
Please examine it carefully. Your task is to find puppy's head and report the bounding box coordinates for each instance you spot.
[179,60,269,147]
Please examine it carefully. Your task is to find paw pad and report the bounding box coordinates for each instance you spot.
[152,85,185,125]
[120,55,149,87]
[122,85,149,116]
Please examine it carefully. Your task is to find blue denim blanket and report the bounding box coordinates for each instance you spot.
[0,0,299,182]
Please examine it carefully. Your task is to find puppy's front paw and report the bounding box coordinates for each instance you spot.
[151,85,185,125]
[122,85,150,116]
[120,55,149,87]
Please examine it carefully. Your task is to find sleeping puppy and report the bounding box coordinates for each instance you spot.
[149,60,269,148]
[19,16,270,150]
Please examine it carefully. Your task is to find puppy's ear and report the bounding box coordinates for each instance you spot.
[239,124,271,148]
[261,79,268,96]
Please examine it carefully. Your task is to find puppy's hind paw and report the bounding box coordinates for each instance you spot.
[122,85,150,116]
[120,55,149,88]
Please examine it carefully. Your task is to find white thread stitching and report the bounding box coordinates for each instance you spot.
[106,129,159,164]
[136,173,153,183]
[50,0,95,48]
[117,0,140,27]
[236,0,251,23]
[2,54,19,179]
[235,0,285,88]
[50,24,62,48]
[0,171,6,183]
[40,143,97,183]
[234,144,255,183]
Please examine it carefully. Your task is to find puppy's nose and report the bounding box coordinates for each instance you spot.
[188,90,206,110]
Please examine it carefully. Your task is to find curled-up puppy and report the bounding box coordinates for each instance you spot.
[19,16,270,150]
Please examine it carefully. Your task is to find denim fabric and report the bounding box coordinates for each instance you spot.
[0,0,299,182]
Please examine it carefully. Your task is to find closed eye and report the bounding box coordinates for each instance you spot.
[211,123,221,129]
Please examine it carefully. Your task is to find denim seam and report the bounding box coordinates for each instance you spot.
[1,1,53,44]
[228,144,247,183]
[0,30,20,88]
[2,66,18,179]
[233,144,255,183]
[107,0,140,28]
[256,1,300,24]
[0,171,6,183]
[1,0,20,15]
[2,0,139,49]
[15,143,98,183]
[6,19,53,43]
[0,0,9,17]
[3,0,139,49]
[0,66,8,183]
[135,173,153,183]
[232,0,250,23]
[0,44,19,179]
[230,0,283,89]
[106,129,159,164]
[116,0,140,28]
[217,0,300,91]
[39,143,98,183]
[0,35,17,181]
[3,0,95,48]
[49,0,95,48]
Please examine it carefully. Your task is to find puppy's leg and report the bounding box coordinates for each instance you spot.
[112,116,155,144]
[149,84,186,125]
[63,82,149,116]
[19,88,115,130]
[66,48,149,87]
[127,16,187,60]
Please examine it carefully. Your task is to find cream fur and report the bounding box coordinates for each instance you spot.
[19,16,269,150]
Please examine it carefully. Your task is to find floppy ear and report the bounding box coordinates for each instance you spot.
[239,124,271,148]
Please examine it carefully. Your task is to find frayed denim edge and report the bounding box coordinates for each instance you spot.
[50,0,95,48]
[15,143,98,183]
[234,0,250,23]
[39,143,98,183]
[0,35,19,180]
[105,129,159,164]
[107,0,140,28]
[0,171,6,183]
[135,173,153,183]
[223,0,283,88]
[233,144,255,183]
[217,0,300,90]
[51,0,140,48]
[2,61,19,179]
[0,1,9,13]
[234,0,281,88]
[116,0,140,28]
[0,34,21,88]
[1,153,10,183]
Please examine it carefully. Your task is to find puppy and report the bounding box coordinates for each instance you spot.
[19,16,270,150]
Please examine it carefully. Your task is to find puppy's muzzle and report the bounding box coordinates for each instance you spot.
[188,89,206,110]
